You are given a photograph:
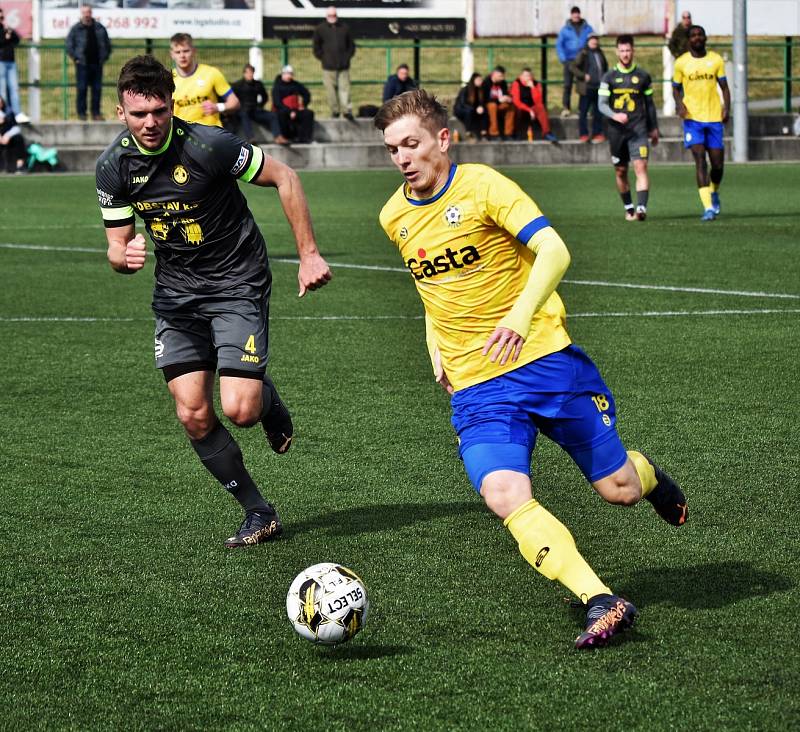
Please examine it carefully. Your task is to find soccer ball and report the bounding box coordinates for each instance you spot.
[286,563,369,645]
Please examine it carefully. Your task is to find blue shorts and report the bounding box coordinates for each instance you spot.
[451,345,628,492]
[683,119,724,149]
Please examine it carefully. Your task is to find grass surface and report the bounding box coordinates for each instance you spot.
[19,34,800,120]
[1,164,799,730]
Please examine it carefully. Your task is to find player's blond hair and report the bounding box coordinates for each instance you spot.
[374,89,448,137]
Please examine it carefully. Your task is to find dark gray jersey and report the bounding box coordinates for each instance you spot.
[598,64,657,132]
[96,119,270,307]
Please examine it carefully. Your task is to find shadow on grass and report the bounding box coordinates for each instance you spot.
[286,501,486,539]
[620,561,793,610]
[317,643,411,661]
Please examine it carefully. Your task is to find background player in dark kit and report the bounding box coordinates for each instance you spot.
[96,56,332,547]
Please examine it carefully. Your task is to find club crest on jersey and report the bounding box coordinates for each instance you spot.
[172,165,189,185]
[399,226,409,239]
[444,205,463,228]
[405,245,480,280]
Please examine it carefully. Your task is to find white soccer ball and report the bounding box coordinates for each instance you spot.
[286,563,369,645]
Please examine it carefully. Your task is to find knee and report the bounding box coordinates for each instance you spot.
[480,472,532,519]
[176,402,214,440]
[221,398,261,428]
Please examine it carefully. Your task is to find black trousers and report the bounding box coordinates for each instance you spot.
[277,109,314,143]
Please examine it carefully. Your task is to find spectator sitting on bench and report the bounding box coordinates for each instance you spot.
[383,64,417,102]
[0,95,25,173]
[272,65,315,144]
[231,64,287,144]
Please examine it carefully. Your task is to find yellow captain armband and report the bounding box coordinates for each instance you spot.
[497,226,571,337]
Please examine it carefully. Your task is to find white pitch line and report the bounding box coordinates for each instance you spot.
[2,242,799,301]
[1,309,799,324]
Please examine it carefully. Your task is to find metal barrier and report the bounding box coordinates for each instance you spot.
[16,36,800,120]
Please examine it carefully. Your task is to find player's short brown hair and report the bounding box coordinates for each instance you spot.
[374,89,448,136]
[117,55,175,103]
[170,32,193,47]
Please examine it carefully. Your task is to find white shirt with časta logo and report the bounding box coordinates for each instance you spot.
[95,118,270,307]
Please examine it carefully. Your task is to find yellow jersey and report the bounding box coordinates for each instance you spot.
[379,163,571,393]
[672,50,726,123]
[172,63,232,127]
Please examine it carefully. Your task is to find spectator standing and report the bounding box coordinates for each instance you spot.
[170,33,239,127]
[669,10,692,58]
[510,68,558,143]
[231,64,286,144]
[383,64,417,102]
[272,65,314,144]
[0,95,25,172]
[0,8,25,122]
[65,5,111,121]
[569,34,608,142]
[555,5,593,118]
[454,72,487,141]
[312,5,355,120]
[482,66,515,141]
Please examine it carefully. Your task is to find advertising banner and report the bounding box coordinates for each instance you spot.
[42,2,260,39]
[3,0,33,39]
[262,0,467,39]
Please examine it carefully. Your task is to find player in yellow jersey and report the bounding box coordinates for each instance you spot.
[375,90,688,649]
[170,33,240,127]
[672,25,730,221]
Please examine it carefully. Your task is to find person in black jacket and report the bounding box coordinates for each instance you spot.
[454,72,487,140]
[382,64,417,103]
[0,8,24,121]
[65,4,111,121]
[569,35,608,142]
[312,6,355,119]
[231,64,286,144]
[272,65,314,144]
[0,95,25,173]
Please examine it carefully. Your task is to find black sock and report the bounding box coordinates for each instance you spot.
[260,376,275,424]
[621,191,633,212]
[637,189,649,208]
[190,422,272,514]
[710,167,723,186]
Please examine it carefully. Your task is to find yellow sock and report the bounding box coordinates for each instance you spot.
[504,499,611,604]
[699,186,712,210]
[710,180,719,193]
[627,450,658,498]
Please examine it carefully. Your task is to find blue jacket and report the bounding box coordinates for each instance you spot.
[556,19,593,63]
[382,74,417,102]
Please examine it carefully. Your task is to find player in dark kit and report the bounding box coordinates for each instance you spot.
[598,35,659,221]
[97,55,332,547]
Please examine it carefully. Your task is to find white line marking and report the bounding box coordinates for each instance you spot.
[1,309,798,324]
[2,243,799,301]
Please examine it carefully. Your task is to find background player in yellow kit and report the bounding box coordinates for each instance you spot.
[672,25,730,221]
[170,33,240,127]
[375,89,687,649]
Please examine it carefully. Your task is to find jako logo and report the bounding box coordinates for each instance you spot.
[535,547,550,567]
[405,245,480,280]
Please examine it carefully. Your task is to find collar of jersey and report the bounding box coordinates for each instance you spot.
[404,163,457,206]
[615,62,637,73]
[175,63,199,79]
[131,120,174,156]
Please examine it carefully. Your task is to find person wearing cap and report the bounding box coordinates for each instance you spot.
[668,10,693,58]
[555,5,594,117]
[569,34,608,142]
[272,65,314,144]
[312,5,356,120]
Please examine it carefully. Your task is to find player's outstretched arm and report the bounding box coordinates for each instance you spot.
[483,228,570,365]
[253,157,332,297]
[106,223,146,275]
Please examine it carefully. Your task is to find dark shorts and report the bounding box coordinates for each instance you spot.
[608,124,650,165]
[154,291,270,376]
[450,345,629,491]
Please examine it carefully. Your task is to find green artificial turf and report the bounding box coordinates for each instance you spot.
[0,163,798,730]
